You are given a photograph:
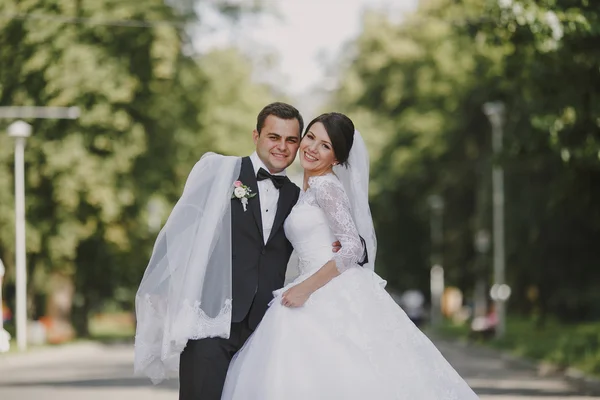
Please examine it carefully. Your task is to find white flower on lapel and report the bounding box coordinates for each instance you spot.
[232,180,256,212]
[233,187,246,198]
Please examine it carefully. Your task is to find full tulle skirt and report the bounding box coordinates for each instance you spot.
[222,267,479,400]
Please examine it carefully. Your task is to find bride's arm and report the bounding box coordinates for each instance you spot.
[281,178,363,307]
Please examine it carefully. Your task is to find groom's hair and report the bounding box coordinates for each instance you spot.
[256,102,304,137]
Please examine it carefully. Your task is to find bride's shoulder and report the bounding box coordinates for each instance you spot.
[307,173,345,195]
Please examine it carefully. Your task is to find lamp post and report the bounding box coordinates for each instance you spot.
[2,107,79,352]
[428,194,445,327]
[0,257,9,353]
[8,120,32,351]
[473,229,491,318]
[482,101,509,338]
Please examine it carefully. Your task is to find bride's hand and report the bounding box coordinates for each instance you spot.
[281,284,312,307]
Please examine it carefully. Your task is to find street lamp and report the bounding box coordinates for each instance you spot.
[8,120,32,351]
[0,257,10,353]
[482,101,508,338]
[428,194,445,327]
[2,108,79,352]
[473,229,491,319]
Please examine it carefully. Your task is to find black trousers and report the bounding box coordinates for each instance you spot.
[179,314,254,400]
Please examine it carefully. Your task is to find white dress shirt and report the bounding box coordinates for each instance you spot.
[249,152,286,244]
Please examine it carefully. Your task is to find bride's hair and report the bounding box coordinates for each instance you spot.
[303,112,355,166]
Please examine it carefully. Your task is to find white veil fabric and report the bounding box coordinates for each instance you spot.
[333,130,377,271]
[134,153,241,384]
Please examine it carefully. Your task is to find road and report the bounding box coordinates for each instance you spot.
[435,340,599,399]
[0,339,598,399]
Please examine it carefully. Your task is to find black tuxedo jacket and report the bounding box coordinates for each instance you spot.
[230,157,300,329]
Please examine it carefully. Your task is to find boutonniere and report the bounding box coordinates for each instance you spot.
[232,180,257,212]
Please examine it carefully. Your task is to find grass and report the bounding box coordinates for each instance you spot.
[88,312,135,343]
[436,316,600,378]
[0,312,135,353]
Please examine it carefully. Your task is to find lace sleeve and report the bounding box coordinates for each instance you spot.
[312,176,363,273]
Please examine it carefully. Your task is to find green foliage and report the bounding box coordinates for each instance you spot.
[332,0,600,320]
[197,47,277,156]
[0,0,274,335]
[438,316,600,377]
[549,325,600,375]
[0,0,201,334]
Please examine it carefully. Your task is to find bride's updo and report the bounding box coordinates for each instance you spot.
[303,112,355,166]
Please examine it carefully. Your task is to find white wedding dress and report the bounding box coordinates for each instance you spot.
[222,174,478,400]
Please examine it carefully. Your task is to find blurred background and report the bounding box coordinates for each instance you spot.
[0,0,599,398]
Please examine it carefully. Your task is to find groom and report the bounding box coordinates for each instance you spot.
[179,102,303,399]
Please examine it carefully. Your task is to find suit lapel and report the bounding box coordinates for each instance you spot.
[267,180,296,243]
[240,157,264,241]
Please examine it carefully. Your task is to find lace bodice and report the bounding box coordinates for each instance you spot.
[284,174,363,274]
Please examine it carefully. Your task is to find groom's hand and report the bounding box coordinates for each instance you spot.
[332,241,342,253]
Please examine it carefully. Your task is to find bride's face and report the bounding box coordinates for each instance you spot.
[299,122,338,175]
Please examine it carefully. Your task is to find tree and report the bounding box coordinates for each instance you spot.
[0,0,273,335]
[331,0,600,321]
[197,47,279,156]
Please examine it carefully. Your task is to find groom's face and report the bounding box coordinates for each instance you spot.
[253,115,301,173]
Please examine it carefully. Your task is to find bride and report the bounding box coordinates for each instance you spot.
[221,112,479,399]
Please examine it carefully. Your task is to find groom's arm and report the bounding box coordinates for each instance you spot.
[331,236,368,266]
[357,236,369,266]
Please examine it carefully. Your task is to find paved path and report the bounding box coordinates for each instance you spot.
[0,339,597,399]
[435,340,599,399]
[0,342,176,399]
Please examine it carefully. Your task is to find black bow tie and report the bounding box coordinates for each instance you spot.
[257,168,287,189]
